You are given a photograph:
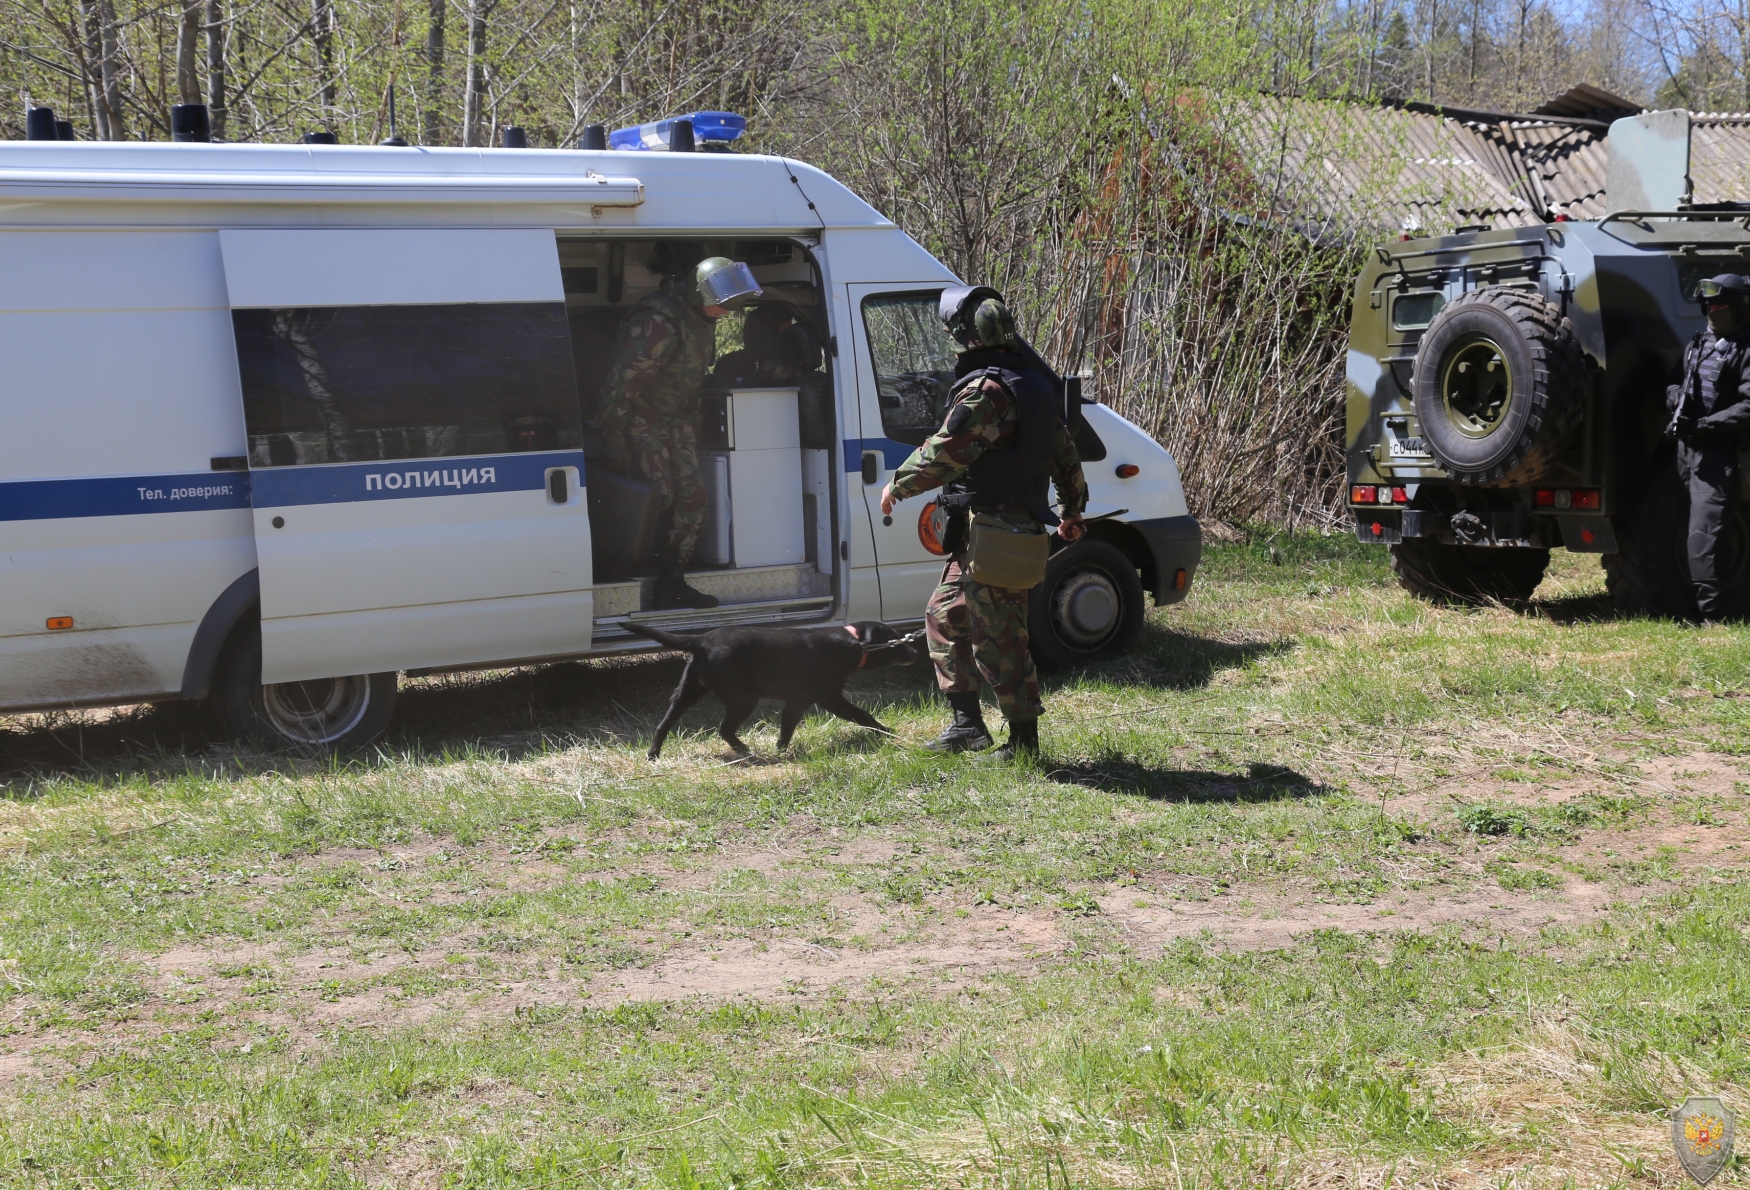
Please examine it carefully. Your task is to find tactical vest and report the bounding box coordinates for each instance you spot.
[1698,330,1750,416]
[939,349,1064,525]
[615,281,716,421]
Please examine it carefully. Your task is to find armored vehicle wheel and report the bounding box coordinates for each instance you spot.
[1412,287,1586,486]
[1029,538,1145,671]
[1390,537,1549,604]
[211,628,398,750]
[1604,458,1750,619]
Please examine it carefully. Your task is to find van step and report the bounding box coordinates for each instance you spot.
[594,594,834,643]
[590,563,828,618]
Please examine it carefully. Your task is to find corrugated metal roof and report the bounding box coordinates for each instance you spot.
[1690,118,1750,205]
[1159,91,1750,239]
[1532,84,1640,121]
[1206,95,1607,236]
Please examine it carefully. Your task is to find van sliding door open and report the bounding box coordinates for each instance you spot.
[220,229,591,684]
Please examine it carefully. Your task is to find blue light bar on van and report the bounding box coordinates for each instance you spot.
[607,111,746,150]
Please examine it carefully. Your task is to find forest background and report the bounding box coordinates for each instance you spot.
[0,0,1734,524]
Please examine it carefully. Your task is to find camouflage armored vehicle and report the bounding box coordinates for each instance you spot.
[1347,109,1750,617]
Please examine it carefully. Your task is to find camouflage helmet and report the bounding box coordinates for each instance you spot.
[938,284,1018,350]
[694,256,763,309]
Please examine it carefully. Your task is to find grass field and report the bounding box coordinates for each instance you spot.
[1,536,1747,1189]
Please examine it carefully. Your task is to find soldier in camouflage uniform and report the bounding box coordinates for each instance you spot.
[881,287,1086,758]
[601,256,762,609]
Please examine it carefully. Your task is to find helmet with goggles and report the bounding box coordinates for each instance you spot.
[694,256,763,310]
[1698,274,1750,303]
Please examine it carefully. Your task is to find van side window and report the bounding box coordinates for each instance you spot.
[233,303,582,467]
[861,292,959,446]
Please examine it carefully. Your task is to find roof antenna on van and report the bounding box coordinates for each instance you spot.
[380,85,409,146]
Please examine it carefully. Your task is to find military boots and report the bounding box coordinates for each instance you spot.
[651,564,719,610]
[924,691,993,752]
[991,718,1039,760]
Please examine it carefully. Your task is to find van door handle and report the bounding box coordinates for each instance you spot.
[547,468,569,503]
[861,451,881,485]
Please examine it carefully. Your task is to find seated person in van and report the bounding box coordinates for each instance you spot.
[600,255,763,610]
[504,412,559,452]
[711,305,799,387]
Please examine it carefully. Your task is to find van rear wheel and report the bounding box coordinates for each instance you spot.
[1028,538,1145,671]
[211,629,397,750]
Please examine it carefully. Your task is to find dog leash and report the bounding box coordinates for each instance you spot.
[845,624,928,667]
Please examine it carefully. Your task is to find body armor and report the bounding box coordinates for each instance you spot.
[1698,331,1750,416]
[939,348,1064,525]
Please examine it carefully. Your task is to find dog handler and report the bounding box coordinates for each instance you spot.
[601,255,763,610]
[880,286,1087,758]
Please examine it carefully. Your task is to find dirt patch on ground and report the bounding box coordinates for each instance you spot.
[591,899,1061,1002]
[0,748,1739,1085]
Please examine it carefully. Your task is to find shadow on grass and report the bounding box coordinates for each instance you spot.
[1523,590,1637,625]
[1045,758,1322,803]
[1106,623,1293,689]
[0,617,1291,783]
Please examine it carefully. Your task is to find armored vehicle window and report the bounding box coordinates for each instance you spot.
[233,303,581,468]
[862,291,959,446]
[1392,292,1446,331]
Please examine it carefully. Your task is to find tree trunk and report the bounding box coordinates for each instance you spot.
[424,0,444,144]
[207,0,228,139]
[311,0,338,131]
[80,0,113,140]
[462,0,491,147]
[96,0,126,140]
[176,0,202,106]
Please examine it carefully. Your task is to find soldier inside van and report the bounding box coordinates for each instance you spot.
[504,412,559,452]
[711,305,797,387]
[600,255,763,610]
[783,320,837,452]
[1668,272,1750,622]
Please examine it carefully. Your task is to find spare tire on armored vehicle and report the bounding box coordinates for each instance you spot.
[1410,287,1588,486]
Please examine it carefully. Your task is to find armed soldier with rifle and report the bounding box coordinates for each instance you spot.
[1666,273,1750,623]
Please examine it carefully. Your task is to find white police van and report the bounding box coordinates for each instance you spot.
[0,114,1201,747]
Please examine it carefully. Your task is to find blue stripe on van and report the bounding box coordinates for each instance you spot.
[0,472,252,521]
[251,450,586,508]
[843,437,917,472]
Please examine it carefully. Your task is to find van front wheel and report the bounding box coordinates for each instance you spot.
[211,629,397,750]
[1028,538,1146,671]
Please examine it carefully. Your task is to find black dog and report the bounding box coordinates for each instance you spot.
[624,621,922,759]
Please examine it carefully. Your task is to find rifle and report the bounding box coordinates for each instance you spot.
[1666,332,1705,441]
